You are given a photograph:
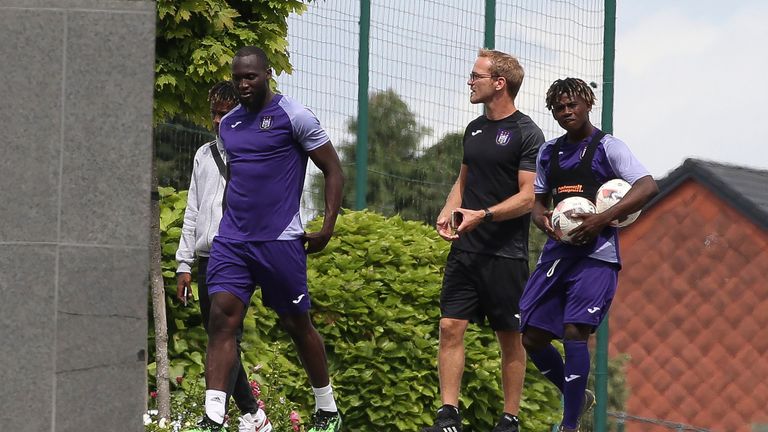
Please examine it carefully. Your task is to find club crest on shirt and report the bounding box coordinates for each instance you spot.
[496,129,512,146]
[260,116,273,129]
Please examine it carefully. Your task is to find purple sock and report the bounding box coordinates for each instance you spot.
[562,340,590,428]
[529,343,564,392]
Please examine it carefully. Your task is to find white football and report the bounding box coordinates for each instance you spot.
[551,196,596,243]
[595,179,640,227]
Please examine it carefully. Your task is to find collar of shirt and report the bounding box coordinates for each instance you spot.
[564,127,599,148]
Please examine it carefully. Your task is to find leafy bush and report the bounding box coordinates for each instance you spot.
[145,357,303,431]
[150,193,574,430]
[304,210,561,431]
[149,187,307,430]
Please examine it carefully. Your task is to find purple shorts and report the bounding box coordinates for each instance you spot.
[520,257,618,339]
[206,237,309,314]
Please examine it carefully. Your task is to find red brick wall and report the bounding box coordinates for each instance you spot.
[611,179,768,432]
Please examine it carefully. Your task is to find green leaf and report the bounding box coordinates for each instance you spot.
[153,0,300,125]
[149,205,605,430]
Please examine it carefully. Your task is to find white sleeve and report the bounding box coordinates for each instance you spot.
[175,151,201,273]
[603,136,651,185]
[289,107,330,151]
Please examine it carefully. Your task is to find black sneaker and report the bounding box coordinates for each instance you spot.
[184,415,223,432]
[307,409,342,432]
[491,413,520,432]
[558,390,595,432]
[422,404,462,432]
[580,389,595,419]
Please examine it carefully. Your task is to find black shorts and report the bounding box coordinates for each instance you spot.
[440,249,529,331]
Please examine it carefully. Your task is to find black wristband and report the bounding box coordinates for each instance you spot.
[483,208,493,222]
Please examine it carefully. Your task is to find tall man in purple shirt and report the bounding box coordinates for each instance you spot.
[520,78,658,432]
[187,46,344,432]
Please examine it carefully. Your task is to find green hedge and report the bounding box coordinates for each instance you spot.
[305,210,563,431]
[150,188,564,431]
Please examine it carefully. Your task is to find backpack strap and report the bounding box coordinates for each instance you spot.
[208,141,227,178]
[208,141,229,211]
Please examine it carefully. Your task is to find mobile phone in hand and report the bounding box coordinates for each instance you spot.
[450,210,463,232]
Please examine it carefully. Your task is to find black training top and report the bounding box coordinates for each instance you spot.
[453,110,544,259]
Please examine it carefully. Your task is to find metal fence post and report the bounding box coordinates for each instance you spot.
[484,0,496,49]
[355,0,371,210]
[595,1,616,432]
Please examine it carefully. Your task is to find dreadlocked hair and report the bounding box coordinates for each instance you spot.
[208,81,238,106]
[545,78,596,111]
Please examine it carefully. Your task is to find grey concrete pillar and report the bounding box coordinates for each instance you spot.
[0,1,155,431]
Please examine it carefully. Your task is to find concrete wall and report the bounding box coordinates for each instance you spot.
[0,1,155,431]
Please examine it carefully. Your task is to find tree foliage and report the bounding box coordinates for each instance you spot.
[313,89,462,224]
[154,0,309,125]
[338,89,431,215]
[397,131,464,223]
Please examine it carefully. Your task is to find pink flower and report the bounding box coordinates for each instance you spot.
[175,376,183,385]
[290,411,300,423]
[249,380,261,398]
[257,399,266,411]
[150,391,157,399]
[290,410,301,431]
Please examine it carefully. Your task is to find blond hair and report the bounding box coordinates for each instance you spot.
[478,48,525,99]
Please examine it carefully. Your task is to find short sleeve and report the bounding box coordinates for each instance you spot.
[291,107,330,152]
[534,139,557,194]
[603,136,650,184]
[519,123,545,173]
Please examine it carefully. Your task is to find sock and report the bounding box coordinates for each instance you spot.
[205,389,227,424]
[562,340,590,428]
[529,343,565,392]
[312,384,337,412]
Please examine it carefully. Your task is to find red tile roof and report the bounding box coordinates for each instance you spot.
[612,179,768,432]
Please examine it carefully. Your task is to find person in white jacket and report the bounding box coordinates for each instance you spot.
[175,81,273,432]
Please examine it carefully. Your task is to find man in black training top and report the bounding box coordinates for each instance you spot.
[424,48,545,432]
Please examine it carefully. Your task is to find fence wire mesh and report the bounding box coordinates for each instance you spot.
[156,1,607,224]
[279,0,606,222]
[155,122,214,191]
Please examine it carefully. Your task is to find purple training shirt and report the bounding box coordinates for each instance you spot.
[218,94,329,241]
[534,133,650,264]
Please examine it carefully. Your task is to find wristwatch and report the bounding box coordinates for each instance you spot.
[483,208,494,223]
